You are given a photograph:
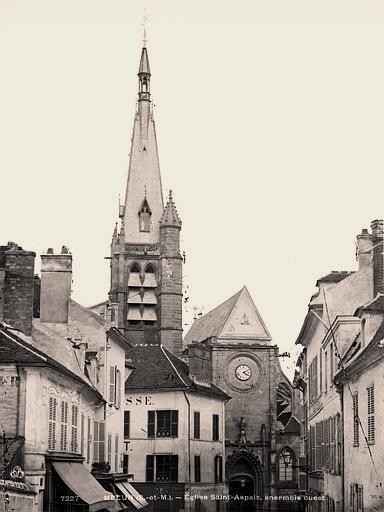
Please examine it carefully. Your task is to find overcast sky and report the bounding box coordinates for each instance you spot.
[1,0,384,377]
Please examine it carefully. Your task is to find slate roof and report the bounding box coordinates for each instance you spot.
[125,344,229,400]
[0,323,102,399]
[355,293,384,316]
[316,271,355,287]
[183,289,242,345]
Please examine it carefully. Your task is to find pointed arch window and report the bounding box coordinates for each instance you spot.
[139,198,152,232]
[278,448,296,481]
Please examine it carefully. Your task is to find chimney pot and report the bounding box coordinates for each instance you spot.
[47,248,54,254]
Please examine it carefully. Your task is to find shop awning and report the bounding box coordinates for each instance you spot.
[52,461,121,512]
[115,482,148,509]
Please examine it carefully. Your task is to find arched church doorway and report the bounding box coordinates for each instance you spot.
[226,452,263,512]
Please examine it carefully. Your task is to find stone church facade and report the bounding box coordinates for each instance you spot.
[184,287,303,511]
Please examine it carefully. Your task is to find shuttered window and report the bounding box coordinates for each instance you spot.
[48,396,57,451]
[330,416,336,472]
[194,412,200,439]
[367,385,375,444]
[315,423,322,471]
[146,455,154,482]
[80,414,85,456]
[70,404,78,452]
[353,392,359,446]
[60,401,68,451]
[350,484,363,512]
[319,349,323,393]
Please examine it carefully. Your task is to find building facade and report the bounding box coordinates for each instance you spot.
[0,242,146,512]
[294,219,384,512]
[184,287,303,512]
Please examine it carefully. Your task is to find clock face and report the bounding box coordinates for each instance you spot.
[224,354,263,393]
[235,364,252,381]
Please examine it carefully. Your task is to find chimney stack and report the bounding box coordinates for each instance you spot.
[356,228,373,270]
[0,242,36,336]
[371,220,384,297]
[188,342,212,385]
[40,246,72,324]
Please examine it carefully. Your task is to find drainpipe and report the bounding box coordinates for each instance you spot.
[183,391,191,488]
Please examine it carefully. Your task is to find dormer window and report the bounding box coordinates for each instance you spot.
[139,198,152,232]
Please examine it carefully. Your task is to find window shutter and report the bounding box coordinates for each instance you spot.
[367,385,375,444]
[60,401,68,451]
[107,433,112,465]
[71,405,78,452]
[116,369,121,407]
[170,455,178,482]
[99,422,105,462]
[124,411,130,438]
[123,454,129,474]
[213,414,219,441]
[146,455,154,481]
[87,417,91,464]
[194,412,200,439]
[319,349,323,393]
[218,456,223,483]
[93,421,99,462]
[171,410,179,437]
[350,484,354,509]
[357,485,363,512]
[353,392,359,446]
[80,414,85,455]
[114,434,119,472]
[48,396,57,451]
[109,366,116,404]
[194,455,201,482]
[147,411,155,438]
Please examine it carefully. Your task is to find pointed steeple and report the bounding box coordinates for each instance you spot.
[120,41,164,244]
[160,190,182,227]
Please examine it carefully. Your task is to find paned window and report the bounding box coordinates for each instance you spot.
[145,455,178,482]
[279,448,294,481]
[147,410,178,438]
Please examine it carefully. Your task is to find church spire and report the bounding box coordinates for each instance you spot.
[120,40,164,244]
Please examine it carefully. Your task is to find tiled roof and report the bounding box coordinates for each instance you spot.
[125,344,228,399]
[184,289,242,345]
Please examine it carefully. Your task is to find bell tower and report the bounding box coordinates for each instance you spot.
[109,39,183,356]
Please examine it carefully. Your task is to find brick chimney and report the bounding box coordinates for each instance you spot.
[371,220,384,296]
[356,228,373,270]
[188,342,212,385]
[40,246,72,324]
[0,242,36,336]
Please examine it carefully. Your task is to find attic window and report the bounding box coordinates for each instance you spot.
[139,198,152,232]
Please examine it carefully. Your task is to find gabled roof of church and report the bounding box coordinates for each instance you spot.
[125,344,228,399]
[184,286,272,345]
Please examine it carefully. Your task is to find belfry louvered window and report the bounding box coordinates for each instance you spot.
[367,384,375,444]
[60,400,68,451]
[353,392,359,446]
[48,396,57,451]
